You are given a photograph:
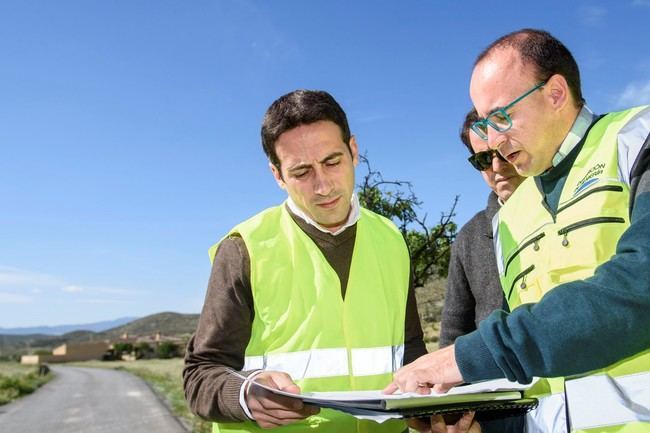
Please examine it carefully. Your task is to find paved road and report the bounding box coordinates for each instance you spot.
[0,366,188,433]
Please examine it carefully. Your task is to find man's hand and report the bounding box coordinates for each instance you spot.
[245,371,319,429]
[383,345,464,394]
[408,412,481,433]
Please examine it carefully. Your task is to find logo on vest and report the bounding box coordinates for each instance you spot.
[574,163,605,195]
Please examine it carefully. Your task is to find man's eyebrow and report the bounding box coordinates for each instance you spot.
[287,162,312,172]
[484,104,506,117]
[287,152,344,172]
[321,152,343,163]
[288,152,344,171]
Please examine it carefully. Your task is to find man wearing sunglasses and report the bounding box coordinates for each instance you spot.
[440,109,524,349]
[386,29,650,433]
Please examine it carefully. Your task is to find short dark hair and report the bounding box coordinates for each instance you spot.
[475,28,585,107]
[261,89,351,170]
[460,108,479,154]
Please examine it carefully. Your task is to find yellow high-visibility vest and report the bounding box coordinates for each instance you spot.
[210,204,410,433]
[495,106,650,433]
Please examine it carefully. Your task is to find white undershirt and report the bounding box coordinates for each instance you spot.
[286,193,361,236]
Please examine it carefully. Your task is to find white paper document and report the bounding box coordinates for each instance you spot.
[250,377,538,423]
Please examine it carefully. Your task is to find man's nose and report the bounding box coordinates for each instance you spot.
[492,151,509,172]
[487,127,506,151]
[314,169,334,196]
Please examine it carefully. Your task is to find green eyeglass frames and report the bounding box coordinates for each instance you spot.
[471,80,547,140]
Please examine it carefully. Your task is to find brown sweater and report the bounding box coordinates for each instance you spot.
[183,207,427,422]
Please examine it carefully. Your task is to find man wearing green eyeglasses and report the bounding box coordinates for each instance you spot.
[386,28,650,433]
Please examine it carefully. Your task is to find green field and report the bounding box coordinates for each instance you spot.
[0,362,53,405]
[0,362,37,376]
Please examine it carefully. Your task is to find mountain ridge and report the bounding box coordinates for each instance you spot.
[0,312,199,357]
[0,316,138,336]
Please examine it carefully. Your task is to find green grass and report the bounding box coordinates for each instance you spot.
[70,359,211,433]
[0,362,53,405]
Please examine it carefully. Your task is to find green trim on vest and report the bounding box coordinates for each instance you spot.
[210,204,410,432]
[495,107,650,433]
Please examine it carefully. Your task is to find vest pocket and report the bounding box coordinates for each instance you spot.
[507,264,535,302]
[504,232,546,277]
[557,216,625,247]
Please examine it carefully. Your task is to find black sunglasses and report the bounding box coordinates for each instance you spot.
[467,149,507,171]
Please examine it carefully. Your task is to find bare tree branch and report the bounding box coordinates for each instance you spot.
[357,153,457,288]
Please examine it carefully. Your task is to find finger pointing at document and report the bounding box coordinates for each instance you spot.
[383,345,464,395]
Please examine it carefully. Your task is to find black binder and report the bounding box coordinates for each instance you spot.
[250,380,538,419]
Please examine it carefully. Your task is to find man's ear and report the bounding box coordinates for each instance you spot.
[269,162,286,190]
[349,135,359,166]
[546,74,570,112]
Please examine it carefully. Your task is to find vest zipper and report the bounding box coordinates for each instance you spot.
[557,216,626,247]
[557,185,624,214]
[504,233,546,276]
[507,264,535,302]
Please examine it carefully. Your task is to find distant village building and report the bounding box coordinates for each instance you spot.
[20,331,186,365]
[113,332,186,360]
[21,341,110,365]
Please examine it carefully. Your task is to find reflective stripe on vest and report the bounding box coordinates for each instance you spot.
[524,377,568,433]
[210,204,410,433]
[494,106,650,433]
[566,372,650,430]
[525,392,567,433]
[243,344,405,379]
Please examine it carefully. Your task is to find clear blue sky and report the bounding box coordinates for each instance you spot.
[2,1,649,327]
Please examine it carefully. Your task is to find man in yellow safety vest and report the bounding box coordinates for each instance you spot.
[386,28,650,433]
[183,89,460,432]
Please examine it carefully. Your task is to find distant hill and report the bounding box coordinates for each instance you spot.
[99,312,199,339]
[0,317,138,336]
[0,333,68,356]
[0,312,199,357]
